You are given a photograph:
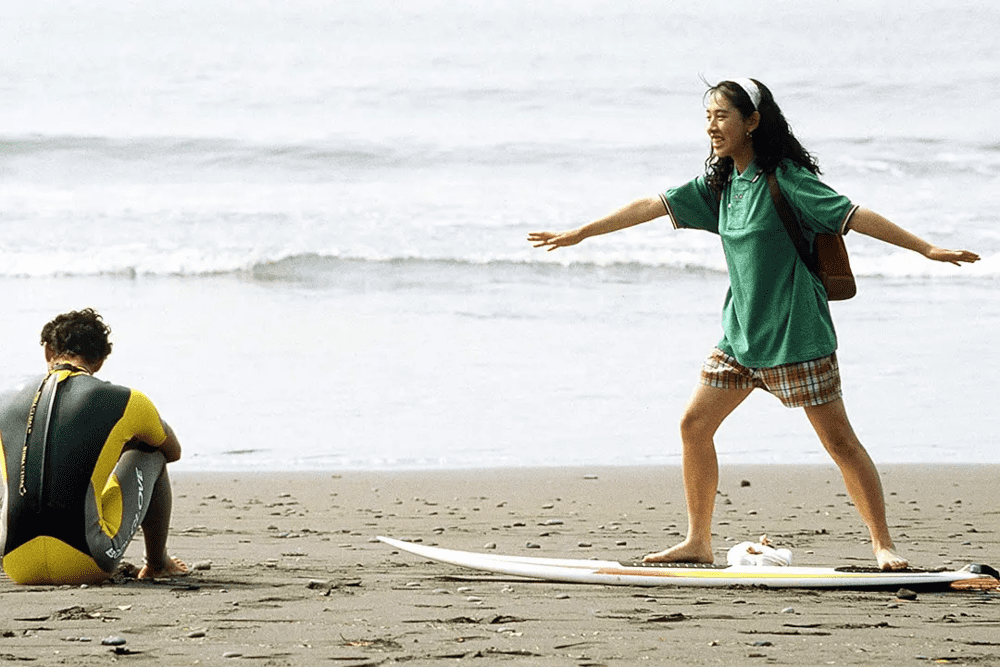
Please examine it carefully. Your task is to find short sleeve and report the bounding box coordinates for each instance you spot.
[124,390,168,448]
[778,164,858,236]
[660,175,720,234]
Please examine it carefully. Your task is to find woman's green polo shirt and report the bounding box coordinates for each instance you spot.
[659,159,858,368]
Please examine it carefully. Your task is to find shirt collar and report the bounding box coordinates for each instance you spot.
[734,158,762,181]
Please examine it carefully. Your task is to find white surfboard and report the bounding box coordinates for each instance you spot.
[378,536,999,590]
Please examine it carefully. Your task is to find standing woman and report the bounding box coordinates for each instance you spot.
[528,78,979,570]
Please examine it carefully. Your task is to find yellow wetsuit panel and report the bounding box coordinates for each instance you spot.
[100,474,124,537]
[90,390,166,538]
[2,536,107,585]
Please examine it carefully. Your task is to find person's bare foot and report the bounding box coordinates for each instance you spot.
[138,556,189,579]
[875,547,908,571]
[642,540,714,564]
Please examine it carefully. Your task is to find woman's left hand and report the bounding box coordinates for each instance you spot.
[924,247,981,265]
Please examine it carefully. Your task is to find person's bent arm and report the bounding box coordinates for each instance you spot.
[848,208,980,266]
[528,196,667,251]
[157,422,181,463]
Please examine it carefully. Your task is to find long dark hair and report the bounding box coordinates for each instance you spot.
[703,79,820,196]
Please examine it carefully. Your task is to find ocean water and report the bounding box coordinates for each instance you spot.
[1,0,997,470]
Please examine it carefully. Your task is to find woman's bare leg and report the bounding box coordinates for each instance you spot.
[803,398,908,571]
[644,384,753,563]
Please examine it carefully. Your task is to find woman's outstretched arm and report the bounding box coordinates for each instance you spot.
[848,208,980,265]
[528,196,667,251]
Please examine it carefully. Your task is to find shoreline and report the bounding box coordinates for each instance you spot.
[2,464,997,665]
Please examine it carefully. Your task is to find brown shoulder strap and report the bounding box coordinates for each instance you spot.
[767,173,816,272]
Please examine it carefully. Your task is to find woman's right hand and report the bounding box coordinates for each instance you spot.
[528,197,664,251]
[527,229,583,251]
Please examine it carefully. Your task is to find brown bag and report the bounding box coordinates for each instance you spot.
[767,173,856,301]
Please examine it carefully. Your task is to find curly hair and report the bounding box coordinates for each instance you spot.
[703,79,821,197]
[40,308,113,364]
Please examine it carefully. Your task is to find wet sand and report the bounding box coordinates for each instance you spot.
[2,465,998,665]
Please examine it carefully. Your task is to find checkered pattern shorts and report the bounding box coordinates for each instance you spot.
[700,348,843,408]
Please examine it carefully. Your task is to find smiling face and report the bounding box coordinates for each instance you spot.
[705,91,759,173]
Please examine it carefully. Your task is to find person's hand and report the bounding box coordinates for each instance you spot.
[527,229,583,251]
[924,247,980,266]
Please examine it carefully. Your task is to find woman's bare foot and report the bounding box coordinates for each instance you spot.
[138,556,189,579]
[875,547,908,571]
[642,540,714,564]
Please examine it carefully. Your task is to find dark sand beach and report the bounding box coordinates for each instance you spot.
[2,465,998,665]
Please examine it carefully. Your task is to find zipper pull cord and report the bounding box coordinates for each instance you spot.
[17,371,61,504]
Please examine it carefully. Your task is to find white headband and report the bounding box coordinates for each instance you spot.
[731,78,762,110]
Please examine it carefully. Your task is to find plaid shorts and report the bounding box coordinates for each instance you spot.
[700,348,843,408]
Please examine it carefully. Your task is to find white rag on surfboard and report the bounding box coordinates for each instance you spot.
[726,535,793,567]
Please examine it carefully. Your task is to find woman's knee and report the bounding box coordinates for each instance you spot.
[819,429,868,463]
[679,406,718,443]
[805,400,865,461]
[679,386,750,442]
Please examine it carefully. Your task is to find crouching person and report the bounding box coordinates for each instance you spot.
[1,308,187,584]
